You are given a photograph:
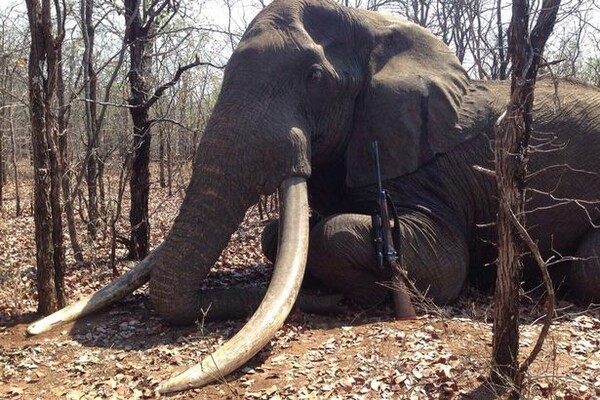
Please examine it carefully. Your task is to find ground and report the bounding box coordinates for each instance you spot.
[0,176,599,399]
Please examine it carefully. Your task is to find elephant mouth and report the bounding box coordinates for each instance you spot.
[26,177,310,393]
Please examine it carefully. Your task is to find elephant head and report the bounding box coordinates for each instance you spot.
[28,0,474,392]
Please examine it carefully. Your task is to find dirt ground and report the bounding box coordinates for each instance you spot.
[1,180,599,399]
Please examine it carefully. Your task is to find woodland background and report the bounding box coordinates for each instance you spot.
[0,0,599,398]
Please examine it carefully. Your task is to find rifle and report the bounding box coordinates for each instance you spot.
[371,141,416,320]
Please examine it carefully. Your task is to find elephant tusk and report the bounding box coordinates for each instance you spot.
[158,177,310,394]
[26,244,163,335]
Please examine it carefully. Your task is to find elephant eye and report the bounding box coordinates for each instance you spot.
[308,66,324,82]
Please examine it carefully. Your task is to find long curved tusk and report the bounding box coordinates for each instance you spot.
[158,177,309,394]
[26,244,163,335]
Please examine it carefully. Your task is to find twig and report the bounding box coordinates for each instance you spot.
[505,206,554,379]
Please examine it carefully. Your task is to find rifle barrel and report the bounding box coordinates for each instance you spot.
[372,141,383,193]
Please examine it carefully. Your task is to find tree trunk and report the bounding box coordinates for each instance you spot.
[9,104,20,216]
[159,127,166,188]
[492,0,560,395]
[56,0,83,264]
[60,157,83,264]
[25,0,66,314]
[82,0,100,240]
[0,95,4,210]
[492,127,524,388]
[98,156,106,221]
[495,0,509,80]
[0,51,7,207]
[125,0,155,260]
[166,130,172,196]
[128,106,152,259]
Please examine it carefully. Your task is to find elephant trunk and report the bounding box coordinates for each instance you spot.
[149,154,258,324]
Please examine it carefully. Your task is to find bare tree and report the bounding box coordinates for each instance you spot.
[56,0,84,264]
[124,0,161,260]
[492,0,560,396]
[9,103,20,216]
[82,0,101,240]
[0,9,26,215]
[494,0,510,79]
[0,52,6,208]
[25,0,67,314]
[0,9,19,207]
[124,0,205,260]
[394,0,433,27]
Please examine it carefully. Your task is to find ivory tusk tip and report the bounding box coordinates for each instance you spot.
[26,318,58,336]
[26,325,42,336]
[157,381,179,394]
[157,362,222,393]
[157,375,199,394]
[157,383,183,394]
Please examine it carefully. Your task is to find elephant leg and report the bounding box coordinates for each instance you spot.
[568,228,600,303]
[261,215,325,263]
[262,214,390,305]
[260,216,325,289]
[261,219,279,263]
[307,213,469,307]
[307,214,393,307]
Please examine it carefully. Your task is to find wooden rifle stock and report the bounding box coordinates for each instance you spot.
[380,193,416,319]
[372,141,416,320]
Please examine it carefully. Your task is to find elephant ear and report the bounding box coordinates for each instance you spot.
[345,16,471,188]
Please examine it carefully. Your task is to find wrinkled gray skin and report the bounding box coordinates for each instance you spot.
[150,0,600,324]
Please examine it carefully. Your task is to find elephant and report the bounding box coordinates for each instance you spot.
[27,0,600,393]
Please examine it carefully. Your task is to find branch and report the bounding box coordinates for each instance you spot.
[143,57,224,110]
[77,98,135,109]
[145,117,201,135]
[530,0,561,58]
[141,0,173,36]
[472,164,496,177]
[506,205,555,379]
[526,163,597,180]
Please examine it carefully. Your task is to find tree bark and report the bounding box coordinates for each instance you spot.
[98,156,106,220]
[82,0,100,240]
[159,126,166,188]
[57,0,83,264]
[495,0,509,80]
[9,104,20,216]
[125,0,155,260]
[128,105,152,260]
[0,51,7,207]
[25,0,66,314]
[158,127,167,188]
[492,0,560,395]
[166,130,172,196]
[0,92,4,210]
